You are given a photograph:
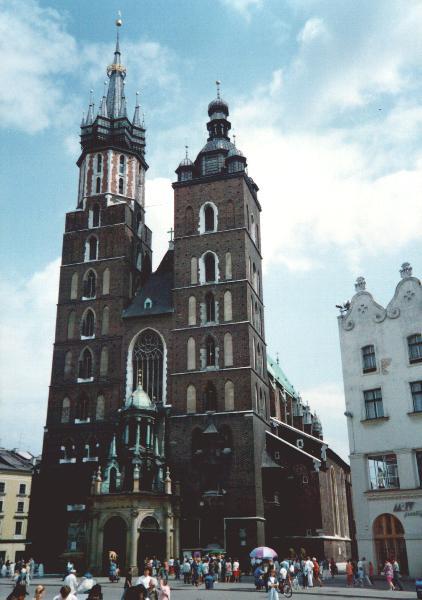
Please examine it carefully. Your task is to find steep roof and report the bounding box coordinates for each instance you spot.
[267,354,299,399]
[123,248,174,319]
[0,448,34,473]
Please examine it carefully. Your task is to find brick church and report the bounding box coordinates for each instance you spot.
[29,23,354,573]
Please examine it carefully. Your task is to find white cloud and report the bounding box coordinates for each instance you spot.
[0,258,60,453]
[145,177,174,268]
[301,383,349,461]
[297,17,326,44]
[219,0,263,21]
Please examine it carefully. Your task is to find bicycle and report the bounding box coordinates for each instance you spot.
[280,580,293,598]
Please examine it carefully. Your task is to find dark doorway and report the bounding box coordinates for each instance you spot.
[137,517,166,570]
[102,516,127,574]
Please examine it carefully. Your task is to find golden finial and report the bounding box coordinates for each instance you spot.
[116,10,123,27]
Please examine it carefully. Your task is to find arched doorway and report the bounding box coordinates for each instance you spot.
[137,516,166,570]
[373,513,408,574]
[102,516,127,574]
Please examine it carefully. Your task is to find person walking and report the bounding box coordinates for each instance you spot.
[368,560,374,585]
[225,558,232,582]
[34,585,45,600]
[382,559,395,591]
[392,558,404,591]
[267,569,279,600]
[361,557,372,587]
[158,578,170,600]
[232,558,240,583]
[53,585,78,600]
[312,558,323,587]
[7,584,28,600]
[304,557,314,588]
[63,569,78,596]
[345,560,354,587]
[329,557,337,579]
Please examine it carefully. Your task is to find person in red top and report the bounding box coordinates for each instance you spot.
[346,560,354,586]
[368,561,374,585]
[312,558,323,587]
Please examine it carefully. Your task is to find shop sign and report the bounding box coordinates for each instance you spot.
[393,502,422,518]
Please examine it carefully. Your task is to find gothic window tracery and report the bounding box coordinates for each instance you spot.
[78,348,93,380]
[204,205,215,232]
[206,335,216,367]
[204,381,217,412]
[86,236,98,261]
[96,153,102,173]
[119,177,124,195]
[96,177,101,194]
[132,329,164,403]
[81,309,95,338]
[76,393,89,421]
[93,203,101,227]
[83,270,96,298]
[119,154,125,175]
[204,253,216,282]
[205,292,216,322]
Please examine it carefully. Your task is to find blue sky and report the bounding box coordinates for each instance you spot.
[1,0,422,459]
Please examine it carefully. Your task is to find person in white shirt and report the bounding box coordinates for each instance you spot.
[267,569,279,600]
[136,567,152,591]
[53,585,78,600]
[63,570,78,596]
[304,558,314,588]
[279,566,287,582]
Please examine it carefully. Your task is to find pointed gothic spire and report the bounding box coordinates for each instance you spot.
[98,81,108,117]
[133,91,142,126]
[106,16,126,119]
[119,82,127,118]
[86,90,95,126]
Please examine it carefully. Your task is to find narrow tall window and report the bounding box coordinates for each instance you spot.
[119,177,124,194]
[362,345,376,372]
[70,272,78,300]
[119,154,125,175]
[87,236,98,261]
[92,203,100,227]
[187,337,196,370]
[78,349,93,379]
[102,268,110,295]
[204,253,216,282]
[81,309,95,338]
[224,380,234,411]
[100,347,109,376]
[61,397,70,423]
[96,177,101,194]
[101,306,110,335]
[364,388,384,419]
[204,381,217,412]
[225,252,232,280]
[416,451,422,486]
[224,333,233,367]
[191,257,198,284]
[205,292,216,322]
[96,153,102,173]
[186,384,196,413]
[136,247,142,270]
[204,205,215,232]
[76,394,89,420]
[67,311,76,339]
[188,296,196,326]
[206,336,216,367]
[410,381,422,412]
[408,334,422,363]
[83,270,96,298]
[368,454,399,489]
[224,291,232,321]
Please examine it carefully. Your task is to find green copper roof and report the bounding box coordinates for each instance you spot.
[267,354,299,399]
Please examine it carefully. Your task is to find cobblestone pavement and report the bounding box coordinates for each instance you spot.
[0,577,418,600]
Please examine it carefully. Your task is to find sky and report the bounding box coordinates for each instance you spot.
[0,0,422,460]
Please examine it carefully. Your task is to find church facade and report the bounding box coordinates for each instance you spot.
[28,26,353,573]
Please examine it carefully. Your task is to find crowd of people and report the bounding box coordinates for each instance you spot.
[253,556,338,591]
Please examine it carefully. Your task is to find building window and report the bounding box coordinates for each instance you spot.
[70,272,78,300]
[100,347,109,376]
[224,380,234,411]
[362,345,376,373]
[224,333,233,367]
[225,252,232,280]
[410,381,422,412]
[186,384,196,413]
[76,394,89,421]
[204,205,215,232]
[0,500,3,512]
[205,336,216,367]
[81,309,95,338]
[102,268,110,295]
[96,153,102,173]
[364,388,384,419]
[368,454,399,489]
[188,296,196,326]
[92,203,101,227]
[204,381,217,411]
[15,521,23,535]
[19,484,26,495]
[191,257,198,285]
[119,177,124,194]
[204,252,216,282]
[101,306,110,336]
[78,348,93,379]
[61,397,70,423]
[416,451,422,487]
[119,154,125,175]
[83,270,96,298]
[187,337,196,370]
[224,290,232,321]
[132,329,164,402]
[17,501,24,513]
[205,292,216,322]
[408,334,422,363]
[86,236,98,261]
[95,177,101,194]
[0,482,4,494]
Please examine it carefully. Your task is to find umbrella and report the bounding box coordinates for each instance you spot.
[250,546,278,560]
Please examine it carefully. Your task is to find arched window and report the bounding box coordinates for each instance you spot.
[64,351,72,378]
[109,467,118,493]
[119,154,125,175]
[61,397,70,423]
[206,335,216,367]
[83,270,96,298]
[204,381,217,412]
[204,252,216,282]
[96,395,105,420]
[96,153,102,173]
[102,268,110,295]
[86,236,98,261]
[185,206,194,234]
[251,214,256,242]
[187,337,196,370]
[70,272,78,300]
[93,203,100,227]
[224,380,234,411]
[204,205,215,232]
[205,292,216,322]
[136,212,142,234]
[81,309,95,338]
[76,394,89,420]
[256,343,262,373]
[78,348,93,380]
[136,247,142,270]
[132,329,164,403]
[119,177,124,194]
[188,296,196,326]
[227,200,235,228]
[254,301,259,329]
[259,388,264,416]
[101,306,110,335]
[187,384,196,413]
[224,333,233,367]
[225,252,232,280]
[100,347,109,376]
[224,291,232,321]
[253,263,258,290]
[191,257,198,284]
[67,311,76,339]
[95,177,101,194]
[255,383,259,412]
